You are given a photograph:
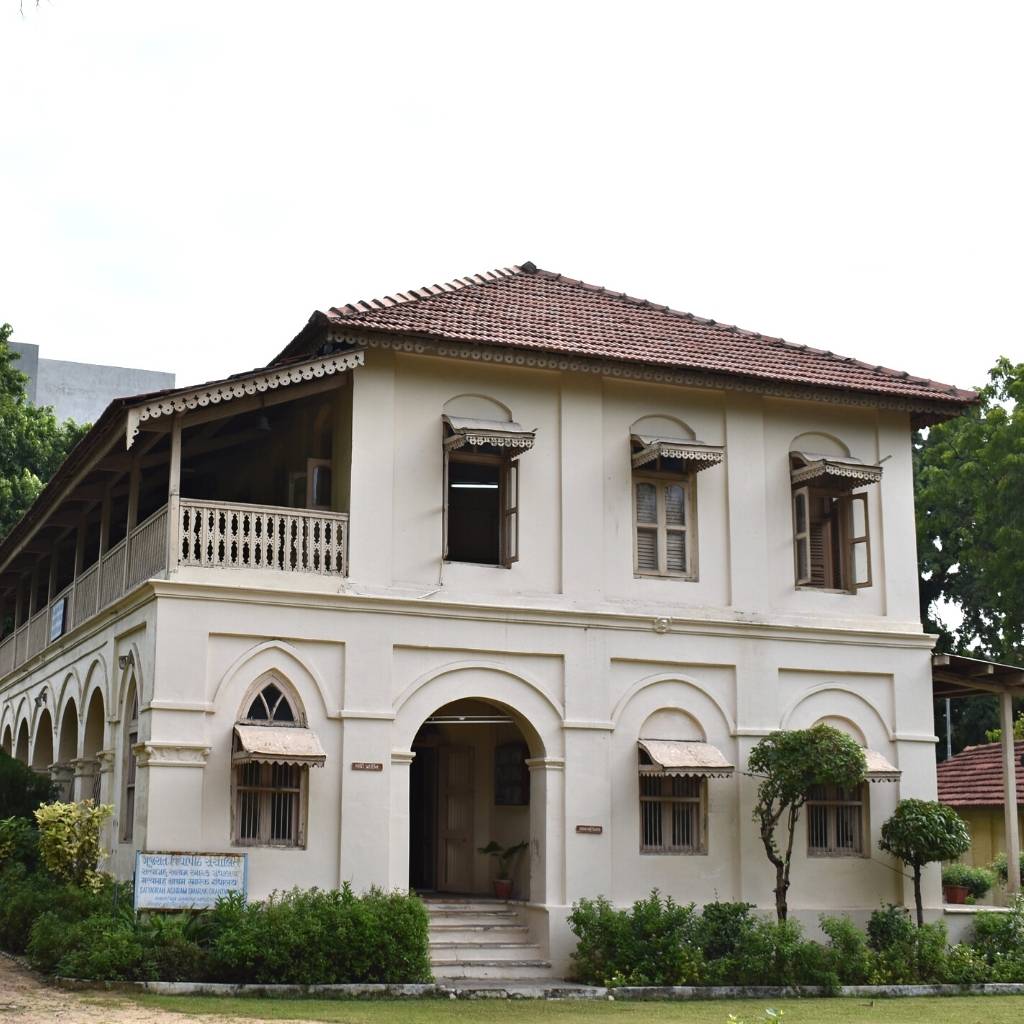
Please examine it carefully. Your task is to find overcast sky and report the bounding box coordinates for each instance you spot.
[1,2,1020,393]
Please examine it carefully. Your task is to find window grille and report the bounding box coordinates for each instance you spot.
[639,774,705,854]
[807,783,866,856]
[234,761,305,847]
[121,688,138,843]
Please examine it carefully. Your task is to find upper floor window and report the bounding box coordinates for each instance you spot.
[789,448,882,592]
[442,413,535,568]
[630,423,724,581]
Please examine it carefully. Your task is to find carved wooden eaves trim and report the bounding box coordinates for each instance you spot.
[125,350,365,449]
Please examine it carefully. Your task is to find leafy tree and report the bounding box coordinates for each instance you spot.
[748,725,867,922]
[0,323,90,541]
[0,750,54,819]
[915,357,1024,664]
[878,798,970,926]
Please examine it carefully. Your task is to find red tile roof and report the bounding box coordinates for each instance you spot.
[292,263,977,415]
[937,740,1024,808]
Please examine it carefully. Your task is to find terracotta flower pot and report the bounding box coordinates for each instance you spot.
[943,883,969,904]
[493,878,513,900]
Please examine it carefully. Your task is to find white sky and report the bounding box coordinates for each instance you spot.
[1,1,1021,391]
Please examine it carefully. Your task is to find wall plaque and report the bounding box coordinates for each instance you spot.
[576,824,603,835]
[351,761,383,772]
[49,597,67,643]
[134,851,247,911]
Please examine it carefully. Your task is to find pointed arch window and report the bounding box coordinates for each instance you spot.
[121,684,138,843]
[231,679,324,849]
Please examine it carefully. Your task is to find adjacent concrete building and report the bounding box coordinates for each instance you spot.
[9,341,174,424]
[0,263,985,977]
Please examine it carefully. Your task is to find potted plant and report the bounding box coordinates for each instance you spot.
[478,840,528,899]
[942,862,995,904]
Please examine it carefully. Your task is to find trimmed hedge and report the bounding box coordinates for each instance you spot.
[568,890,1024,988]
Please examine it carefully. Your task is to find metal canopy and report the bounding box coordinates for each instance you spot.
[630,434,725,472]
[789,452,883,491]
[864,749,901,783]
[638,739,735,778]
[232,725,327,767]
[442,415,536,453]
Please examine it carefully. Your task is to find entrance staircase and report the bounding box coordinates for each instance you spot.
[424,896,554,980]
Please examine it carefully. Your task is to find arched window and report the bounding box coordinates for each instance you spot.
[232,678,322,849]
[121,683,138,843]
[243,682,296,724]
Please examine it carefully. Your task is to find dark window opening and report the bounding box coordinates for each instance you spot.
[447,456,502,565]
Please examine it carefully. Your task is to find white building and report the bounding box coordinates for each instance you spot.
[0,264,978,975]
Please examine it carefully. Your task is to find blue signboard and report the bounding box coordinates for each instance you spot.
[134,851,247,911]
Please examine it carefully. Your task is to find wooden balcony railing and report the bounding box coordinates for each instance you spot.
[0,501,348,680]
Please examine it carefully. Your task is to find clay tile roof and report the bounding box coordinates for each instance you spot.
[936,740,1024,808]
[300,262,977,413]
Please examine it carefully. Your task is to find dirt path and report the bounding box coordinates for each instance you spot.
[0,955,282,1024]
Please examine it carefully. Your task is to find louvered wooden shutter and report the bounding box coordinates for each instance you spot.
[792,486,812,585]
[501,458,519,567]
[847,492,871,588]
[442,444,450,560]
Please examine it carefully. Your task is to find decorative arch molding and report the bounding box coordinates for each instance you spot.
[1,723,11,755]
[82,656,110,718]
[392,661,565,758]
[56,669,84,728]
[29,685,57,735]
[789,431,850,458]
[237,671,309,726]
[0,702,14,740]
[611,672,736,736]
[113,641,145,725]
[630,414,696,441]
[442,393,513,423]
[12,697,30,740]
[814,714,868,747]
[212,639,334,720]
[779,684,894,745]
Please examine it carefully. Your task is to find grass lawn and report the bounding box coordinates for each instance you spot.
[128,994,1024,1024]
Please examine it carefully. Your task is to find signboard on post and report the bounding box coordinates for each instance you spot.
[134,851,247,911]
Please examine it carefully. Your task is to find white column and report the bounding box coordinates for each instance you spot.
[389,750,416,891]
[1000,689,1021,894]
[526,757,565,906]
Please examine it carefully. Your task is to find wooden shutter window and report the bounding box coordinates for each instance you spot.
[847,492,871,588]
[635,481,659,572]
[633,476,693,578]
[501,458,519,567]
[792,486,811,585]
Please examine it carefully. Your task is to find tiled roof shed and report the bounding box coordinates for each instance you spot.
[278,263,977,425]
[937,740,1024,808]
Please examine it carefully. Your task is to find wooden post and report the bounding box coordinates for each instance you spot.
[166,414,183,573]
[98,485,111,558]
[124,453,141,591]
[27,563,39,620]
[1000,689,1021,895]
[47,546,59,604]
[74,515,87,578]
[14,578,24,628]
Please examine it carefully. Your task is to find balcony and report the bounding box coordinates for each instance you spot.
[0,499,349,678]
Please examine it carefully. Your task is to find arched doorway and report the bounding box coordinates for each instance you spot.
[56,699,79,801]
[82,689,106,802]
[409,698,536,898]
[31,708,54,772]
[15,720,29,763]
[1,725,11,756]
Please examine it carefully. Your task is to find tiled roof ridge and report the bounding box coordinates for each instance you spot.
[326,261,971,401]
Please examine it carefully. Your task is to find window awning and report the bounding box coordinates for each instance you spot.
[443,415,536,454]
[232,725,327,767]
[790,452,883,491]
[631,434,724,472]
[638,739,735,778]
[864,749,901,783]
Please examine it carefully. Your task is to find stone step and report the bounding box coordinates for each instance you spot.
[430,942,543,960]
[427,912,522,926]
[429,924,530,942]
[431,959,554,980]
[423,901,522,912]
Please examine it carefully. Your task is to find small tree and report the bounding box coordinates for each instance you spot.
[748,725,867,921]
[0,749,55,819]
[33,800,113,890]
[878,798,970,926]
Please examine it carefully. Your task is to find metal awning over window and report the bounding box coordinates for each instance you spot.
[638,739,735,778]
[232,725,327,767]
[864,749,901,783]
[790,452,883,491]
[443,416,536,454]
[631,434,724,472]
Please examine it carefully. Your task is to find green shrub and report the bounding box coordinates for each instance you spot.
[206,886,431,985]
[696,901,757,962]
[0,751,55,819]
[0,816,39,869]
[866,903,915,952]
[943,943,992,984]
[991,852,1024,885]
[870,921,948,984]
[568,891,702,986]
[820,915,872,985]
[942,862,995,899]
[727,918,836,990]
[33,801,113,889]
[970,895,1024,980]
[53,914,150,981]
